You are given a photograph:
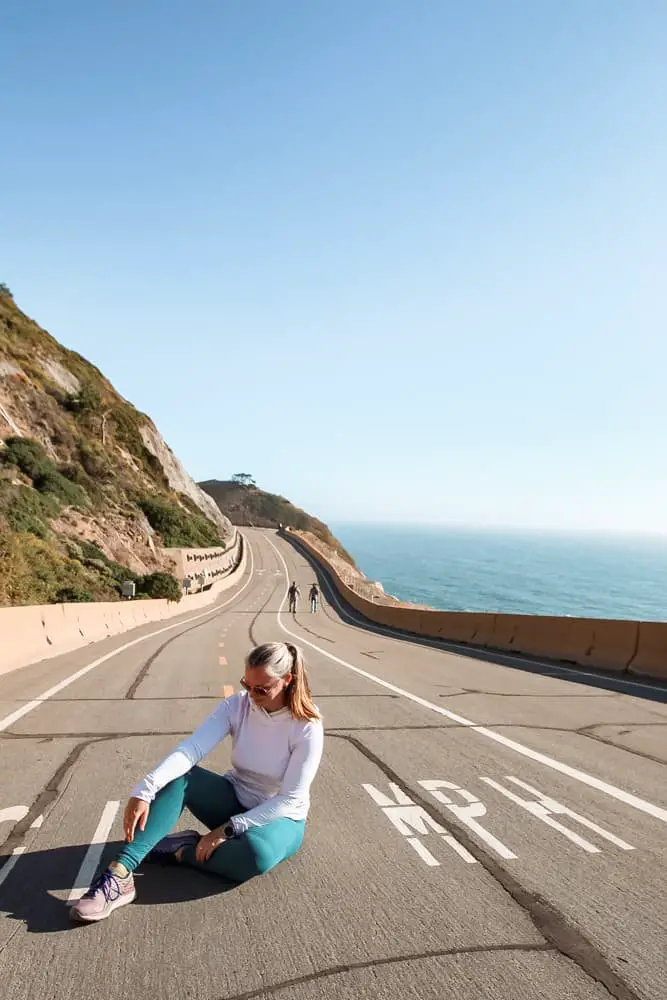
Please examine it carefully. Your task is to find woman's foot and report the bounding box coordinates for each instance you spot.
[145,829,200,865]
[70,865,136,923]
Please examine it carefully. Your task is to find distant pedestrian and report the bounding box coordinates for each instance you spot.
[183,575,192,595]
[309,584,319,613]
[287,581,301,614]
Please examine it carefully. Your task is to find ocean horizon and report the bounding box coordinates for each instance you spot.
[331,523,667,622]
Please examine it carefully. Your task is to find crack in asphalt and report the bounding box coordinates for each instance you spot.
[330,732,644,1000]
[248,582,282,648]
[1,731,193,740]
[290,616,336,643]
[124,579,266,700]
[4,722,666,768]
[575,724,667,766]
[217,942,554,1000]
[0,738,106,858]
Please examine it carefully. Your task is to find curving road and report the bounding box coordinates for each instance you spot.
[0,528,666,1000]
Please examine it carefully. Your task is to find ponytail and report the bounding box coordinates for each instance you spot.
[285,643,320,721]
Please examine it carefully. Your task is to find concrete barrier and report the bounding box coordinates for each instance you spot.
[162,534,241,590]
[285,530,666,682]
[628,622,667,679]
[0,534,246,678]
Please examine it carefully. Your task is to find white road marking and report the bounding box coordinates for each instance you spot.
[362,782,475,866]
[0,814,45,888]
[67,800,120,902]
[481,776,635,852]
[0,806,29,824]
[0,542,254,733]
[407,838,440,866]
[384,805,446,837]
[0,847,26,888]
[442,834,477,863]
[362,782,413,807]
[266,536,667,825]
[418,780,517,860]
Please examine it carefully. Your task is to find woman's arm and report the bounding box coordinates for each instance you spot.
[228,721,324,833]
[131,697,235,802]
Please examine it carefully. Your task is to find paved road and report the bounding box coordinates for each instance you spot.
[1,528,666,1000]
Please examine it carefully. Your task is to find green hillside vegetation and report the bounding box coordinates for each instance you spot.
[0,290,228,606]
[199,477,357,568]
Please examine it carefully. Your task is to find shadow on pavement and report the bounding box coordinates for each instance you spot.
[0,840,237,934]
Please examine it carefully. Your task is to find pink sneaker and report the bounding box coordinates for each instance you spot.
[70,868,136,923]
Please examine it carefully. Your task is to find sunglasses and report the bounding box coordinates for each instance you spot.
[240,678,280,697]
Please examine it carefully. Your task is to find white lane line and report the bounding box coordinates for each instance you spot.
[293,539,664,695]
[266,537,667,825]
[67,800,120,902]
[0,847,27,888]
[0,541,255,733]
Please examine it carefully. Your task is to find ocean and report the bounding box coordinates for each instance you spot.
[331,524,667,622]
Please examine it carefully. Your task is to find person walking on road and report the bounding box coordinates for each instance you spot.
[70,642,323,923]
[309,583,319,613]
[287,581,300,614]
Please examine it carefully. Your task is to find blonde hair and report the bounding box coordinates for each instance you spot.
[245,642,320,721]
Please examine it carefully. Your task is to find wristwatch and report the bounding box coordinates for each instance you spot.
[223,820,236,839]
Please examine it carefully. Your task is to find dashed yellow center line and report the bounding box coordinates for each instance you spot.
[219,655,227,666]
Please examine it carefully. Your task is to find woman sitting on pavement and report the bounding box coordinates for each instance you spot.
[70,642,323,923]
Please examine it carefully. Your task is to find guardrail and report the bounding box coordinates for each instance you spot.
[283,530,666,682]
[161,531,242,592]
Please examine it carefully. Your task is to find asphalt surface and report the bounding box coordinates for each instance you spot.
[0,527,666,1000]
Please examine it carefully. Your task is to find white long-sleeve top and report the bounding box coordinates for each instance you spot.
[131,692,324,834]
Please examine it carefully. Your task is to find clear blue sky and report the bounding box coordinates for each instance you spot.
[2,2,666,533]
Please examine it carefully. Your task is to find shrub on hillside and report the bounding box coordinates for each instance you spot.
[0,531,117,606]
[0,521,32,605]
[1,437,51,479]
[65,538,139,592]
[77,440,113,481]
[34,467,90,508]
[136,571,181,602]
[64,382,101,414]
[54,586,94,603]
[6,487,61,538]
[109,408,168,487]
[138,496,222,548]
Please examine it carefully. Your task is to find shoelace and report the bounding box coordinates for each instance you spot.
[83,870,124,902]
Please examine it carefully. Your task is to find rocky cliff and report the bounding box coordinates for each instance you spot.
[199,479,356,567]
[0,289,233,606]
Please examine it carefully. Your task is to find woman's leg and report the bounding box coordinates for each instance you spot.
[182,766,242,830]
[178,818,305,884]
[115,767,241,872]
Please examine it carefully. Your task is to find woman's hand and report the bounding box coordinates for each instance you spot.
[195,826,227,863]
[124,796,150,842]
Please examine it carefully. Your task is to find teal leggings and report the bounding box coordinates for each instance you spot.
[116,766,305,883]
